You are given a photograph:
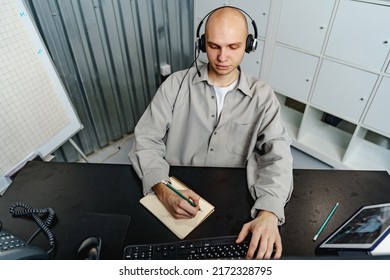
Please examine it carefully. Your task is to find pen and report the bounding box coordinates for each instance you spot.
[161,180,197,207]
[313,202,339,241]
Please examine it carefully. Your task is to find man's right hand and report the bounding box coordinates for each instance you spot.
[153,182,201,219]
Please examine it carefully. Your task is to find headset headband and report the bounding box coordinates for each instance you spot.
[196,6,258,41]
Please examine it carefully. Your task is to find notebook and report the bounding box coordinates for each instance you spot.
[140,176,215,239]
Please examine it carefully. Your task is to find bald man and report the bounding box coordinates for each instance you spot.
[129,7,293,259]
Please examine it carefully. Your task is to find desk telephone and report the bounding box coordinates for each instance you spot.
[0,227,48,260]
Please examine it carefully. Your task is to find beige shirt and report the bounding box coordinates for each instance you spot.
[129,63,293,224]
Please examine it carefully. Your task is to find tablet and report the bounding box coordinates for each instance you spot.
[317,203,390,253]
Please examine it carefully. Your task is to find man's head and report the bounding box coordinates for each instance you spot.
[203,7,250,82]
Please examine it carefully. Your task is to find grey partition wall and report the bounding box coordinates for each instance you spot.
[24,0,194,160]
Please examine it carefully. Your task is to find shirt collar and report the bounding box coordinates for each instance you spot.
[192,63,253,98]
[236,70,253,98]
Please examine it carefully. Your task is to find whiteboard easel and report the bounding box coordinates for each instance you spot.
[0,0,83,193]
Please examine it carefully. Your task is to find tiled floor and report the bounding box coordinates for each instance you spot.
[85,134,333,170]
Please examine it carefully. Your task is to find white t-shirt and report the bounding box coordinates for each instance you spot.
[214,78,239,119]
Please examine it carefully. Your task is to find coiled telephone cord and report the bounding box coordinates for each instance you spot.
[9,202,56,254]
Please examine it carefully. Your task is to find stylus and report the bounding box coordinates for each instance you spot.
[313,202,339,241]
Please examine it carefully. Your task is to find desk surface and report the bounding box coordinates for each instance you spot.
[1,161,390,259]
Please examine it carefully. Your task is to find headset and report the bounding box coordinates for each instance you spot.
[195,6,258,54]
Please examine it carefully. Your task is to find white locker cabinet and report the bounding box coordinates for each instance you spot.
[364,77,390,136]
[269,46,318,102]
[325,0,390,71]
[269,0,390,172]
[276,0,335,53]
[311,60,378,122]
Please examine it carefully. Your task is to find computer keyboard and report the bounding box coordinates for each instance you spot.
[123,235,251,260]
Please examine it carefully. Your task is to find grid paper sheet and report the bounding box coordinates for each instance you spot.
[0,0,72,176]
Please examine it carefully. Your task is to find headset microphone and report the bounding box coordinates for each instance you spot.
[194,46,201,77]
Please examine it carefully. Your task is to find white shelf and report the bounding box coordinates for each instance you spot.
[345,138,390,172]
[291,141,349,170]
[276,93,304,141]
[264,0,390,172]
[300,120,352,162]
[280,109,302,141]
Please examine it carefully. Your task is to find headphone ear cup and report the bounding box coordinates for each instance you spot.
[245,34,256,53]
[198,34,206,52]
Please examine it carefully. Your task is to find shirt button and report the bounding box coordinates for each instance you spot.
[211,114,215,118]
[214,131,217,135]
[210,148,214,152]
[211,96,215,99]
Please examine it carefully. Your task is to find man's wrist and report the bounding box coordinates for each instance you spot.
[153,182,168,201]
[257,209,278,220]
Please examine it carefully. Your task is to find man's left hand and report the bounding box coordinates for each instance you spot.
[236,210,282,259]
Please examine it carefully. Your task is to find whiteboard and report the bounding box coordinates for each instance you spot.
[0,0,82,178]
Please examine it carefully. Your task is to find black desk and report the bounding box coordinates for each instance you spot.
[1,161,390,259]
